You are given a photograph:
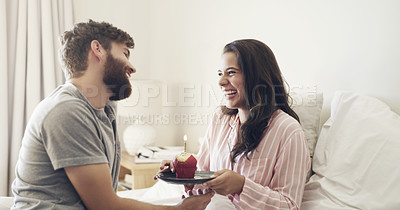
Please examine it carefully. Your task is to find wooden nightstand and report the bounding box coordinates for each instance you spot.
[119,151,160,190]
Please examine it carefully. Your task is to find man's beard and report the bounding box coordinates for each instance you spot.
[103,54,132,101]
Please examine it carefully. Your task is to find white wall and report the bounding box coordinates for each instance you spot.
[73,0,400,152]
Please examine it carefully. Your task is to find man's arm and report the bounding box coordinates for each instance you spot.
[65,163,167,209]
[65,163,214,210]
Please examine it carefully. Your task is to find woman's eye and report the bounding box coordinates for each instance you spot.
[228,71,236,75]
[218,72,223,76]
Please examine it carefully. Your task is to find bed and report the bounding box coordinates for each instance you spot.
[120,88,326,209]
[2,91,399,209]
[118,91,400,209]
[301,91,400,209]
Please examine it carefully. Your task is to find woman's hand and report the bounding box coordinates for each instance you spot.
[202,169,245,195]
[153,160,175,180]
[182,188,213,198]
[184,184,194,193]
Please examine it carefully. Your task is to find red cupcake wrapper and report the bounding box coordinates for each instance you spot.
[173,155,197,178]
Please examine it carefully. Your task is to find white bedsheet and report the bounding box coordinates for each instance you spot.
[0,196,13,210]
[118,181,183,206]
[118,181,234,209]
[2,181,232,209]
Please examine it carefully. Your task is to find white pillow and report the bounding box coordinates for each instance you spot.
[290,90,323,159]
[301,91,400,209]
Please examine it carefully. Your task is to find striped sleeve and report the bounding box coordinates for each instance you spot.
[233,130,310,209]
[196,112,215,172]
[196,134,211,172]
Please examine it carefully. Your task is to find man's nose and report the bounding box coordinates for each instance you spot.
[129,64,136,73]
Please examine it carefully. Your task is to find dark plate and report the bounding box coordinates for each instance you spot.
[156,171,215,185]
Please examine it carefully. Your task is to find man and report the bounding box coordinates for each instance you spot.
[11,20,214,209]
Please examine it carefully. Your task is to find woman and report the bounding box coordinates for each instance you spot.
[162,39,310,209]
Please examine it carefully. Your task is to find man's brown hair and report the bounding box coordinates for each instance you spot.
[60,19,134,78]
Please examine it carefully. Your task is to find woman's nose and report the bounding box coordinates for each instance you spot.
[219,75,228,87]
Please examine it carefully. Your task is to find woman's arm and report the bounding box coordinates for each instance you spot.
[240,132,310,209]
[204,131,310,209]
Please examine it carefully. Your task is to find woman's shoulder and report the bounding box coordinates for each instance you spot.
[268,109,303,136]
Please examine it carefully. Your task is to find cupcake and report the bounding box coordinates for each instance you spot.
[173,152,197,178]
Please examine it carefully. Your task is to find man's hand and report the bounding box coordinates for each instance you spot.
[202,169,245,195]
[177,189,214,210]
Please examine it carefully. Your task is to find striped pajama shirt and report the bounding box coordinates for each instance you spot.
[197,109,310,209]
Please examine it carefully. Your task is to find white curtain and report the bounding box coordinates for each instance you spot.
[0,0,74,196]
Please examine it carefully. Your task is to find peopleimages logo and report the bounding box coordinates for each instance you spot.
[86,80,319,126]
[118,81,224,108]
[115,81,223,126]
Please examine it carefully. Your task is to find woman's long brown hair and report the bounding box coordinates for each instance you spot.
[221,39,299,162]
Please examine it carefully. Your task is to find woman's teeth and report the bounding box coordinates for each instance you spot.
[226,90,237,94]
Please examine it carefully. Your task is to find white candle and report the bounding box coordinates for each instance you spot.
[184,134,187,152]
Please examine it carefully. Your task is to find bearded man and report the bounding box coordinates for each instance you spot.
[11,20,213,210]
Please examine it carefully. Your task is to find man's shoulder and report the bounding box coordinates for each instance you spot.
[31,85,92,126]
[46,83,88,107]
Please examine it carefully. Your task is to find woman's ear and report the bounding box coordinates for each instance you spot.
[90,40,105,61]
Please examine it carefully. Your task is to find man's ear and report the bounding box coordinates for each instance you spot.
[90,40,105,61]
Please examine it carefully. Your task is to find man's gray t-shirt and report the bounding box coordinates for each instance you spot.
[12,83,121,209]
